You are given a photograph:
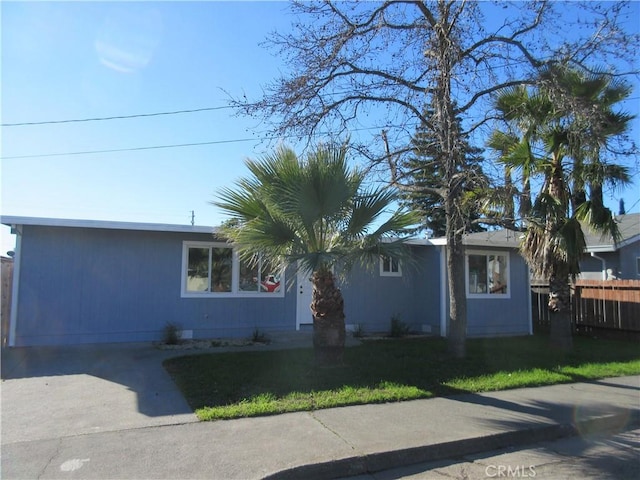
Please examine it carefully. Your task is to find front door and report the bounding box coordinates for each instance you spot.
[296,267,314,330]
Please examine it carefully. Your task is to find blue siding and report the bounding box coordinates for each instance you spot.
[12,224,533,346]
[341,247,442,335]
[466,250,531,337]
[580,253,620,280]
[619,241,640,279]
[14,226,295,346]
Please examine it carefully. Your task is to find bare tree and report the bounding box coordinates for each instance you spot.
[231,0,638,357]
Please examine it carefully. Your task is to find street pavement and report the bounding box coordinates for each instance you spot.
[1,341,639,479]
[342,428,640,479]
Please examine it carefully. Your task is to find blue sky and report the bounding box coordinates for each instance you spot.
[1,1,639,255]
[1,1,295,253]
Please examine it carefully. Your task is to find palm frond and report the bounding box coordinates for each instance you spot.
[574,201,621,244]
[214,143,418,278]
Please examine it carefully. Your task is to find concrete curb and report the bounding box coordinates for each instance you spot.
[265,410,640,480]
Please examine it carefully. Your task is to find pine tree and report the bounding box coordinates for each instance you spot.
[400,113,487,238]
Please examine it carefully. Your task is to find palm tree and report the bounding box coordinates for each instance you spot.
[489,66,632,350]
[213,143,418,365]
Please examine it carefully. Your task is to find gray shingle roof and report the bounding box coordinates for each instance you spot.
[458,213,639,252]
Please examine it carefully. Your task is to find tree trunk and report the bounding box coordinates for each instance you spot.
[311,267,346,366]
[548,271,573,351]
[447,232,467,358]
[546,152,573,351]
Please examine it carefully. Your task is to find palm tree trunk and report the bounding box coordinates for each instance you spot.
[548,270,573,351]
[545,151,573,350]
[311,267,346,365]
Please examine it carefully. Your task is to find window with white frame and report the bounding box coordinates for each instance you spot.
[182,242,283,297]
[380,255,402,277]
[466,251,510,298]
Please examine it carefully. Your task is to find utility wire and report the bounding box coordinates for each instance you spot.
[0,106,238,127]
[0,137,260,160]
[1,124,415,160]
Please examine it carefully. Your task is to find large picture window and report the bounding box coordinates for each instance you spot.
[182,242,283,297]
[466,251,510,298]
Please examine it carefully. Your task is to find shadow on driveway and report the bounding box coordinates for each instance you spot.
[1,343,199,444]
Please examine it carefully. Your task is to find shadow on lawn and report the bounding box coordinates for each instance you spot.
[163,335,640,414]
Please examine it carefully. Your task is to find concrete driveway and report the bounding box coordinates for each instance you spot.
[1,343,198,444]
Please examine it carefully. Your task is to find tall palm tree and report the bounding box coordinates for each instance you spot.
[214,143,418,365]
[489,66,632,350]
[488,85,553,221]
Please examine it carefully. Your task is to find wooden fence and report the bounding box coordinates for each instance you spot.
[532,280,640,335]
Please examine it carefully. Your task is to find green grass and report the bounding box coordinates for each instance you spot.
[163,335,640,421]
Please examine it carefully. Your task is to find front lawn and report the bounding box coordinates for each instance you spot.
[163,335,640,421]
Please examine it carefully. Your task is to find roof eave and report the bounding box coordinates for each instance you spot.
[0,215,219,235]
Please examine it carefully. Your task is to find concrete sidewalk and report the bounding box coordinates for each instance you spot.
[2,374,638,479]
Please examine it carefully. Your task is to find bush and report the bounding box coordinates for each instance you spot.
[163,322,181,345]
[251,327,269,344]
[389,315,411,338]
[352,324,365,338]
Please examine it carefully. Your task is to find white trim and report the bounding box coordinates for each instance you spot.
[618,233,640,249]
[379,255,402,277]
[438,246,447,337]
[8,226,22,346]
[296,263,314,330]
[526,266,533,335]
[585,244,616,253]
[180,241,285,298]
[1,215,218,235]
[465,250,511,299]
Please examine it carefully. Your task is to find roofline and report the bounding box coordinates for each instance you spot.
[617,233,640,249]
[405,237,444,246]
[583,233,640,253]
[4,216,633,251]
[0,216,218,235]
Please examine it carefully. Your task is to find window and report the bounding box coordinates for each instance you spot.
[182,242,283,297]
[466,251,510,298]
[238,257,282,294]
[636,257,640,276]
[380,255,402,277]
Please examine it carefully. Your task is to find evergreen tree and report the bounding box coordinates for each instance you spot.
[399,113,487,238]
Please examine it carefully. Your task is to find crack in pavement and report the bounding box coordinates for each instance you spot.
[309,411,358,452]
[35,437,62,479]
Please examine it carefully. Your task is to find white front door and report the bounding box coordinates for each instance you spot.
[296,267,314,330]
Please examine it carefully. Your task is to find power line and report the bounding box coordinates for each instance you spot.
[0,124,415,160]
[0,106,237,127]
[0,137,260,160]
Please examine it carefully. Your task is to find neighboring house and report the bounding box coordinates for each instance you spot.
[578,213,640,280]
[1,216,532,347]
[460,213,640,284]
